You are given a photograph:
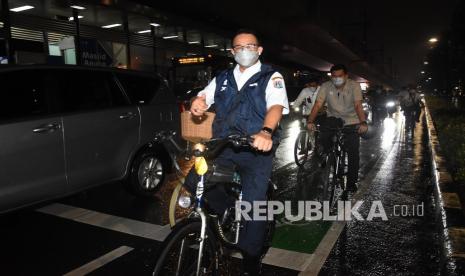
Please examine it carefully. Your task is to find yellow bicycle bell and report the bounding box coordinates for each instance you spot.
[194,156,208,176]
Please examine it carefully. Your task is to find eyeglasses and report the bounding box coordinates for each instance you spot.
[232,44,258,51]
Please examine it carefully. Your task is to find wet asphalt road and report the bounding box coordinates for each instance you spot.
[0,110,442,275]
[320,112,441,275]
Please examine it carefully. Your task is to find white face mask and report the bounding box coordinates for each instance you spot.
[234,49,259,67]
[332,77,345,86]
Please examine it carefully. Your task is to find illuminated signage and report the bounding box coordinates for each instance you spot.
[177,57,206,65]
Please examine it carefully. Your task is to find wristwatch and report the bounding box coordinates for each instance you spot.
[261,127,273,135]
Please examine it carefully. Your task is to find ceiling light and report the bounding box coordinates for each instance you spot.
[424,61,429,65]
[102,23,121,29]
[70,5,85,10]
[150,23,160,27]
[163,35,178,39]
[137,30,151,34]
[205,44,218,48]
[188,41,200,44]
[428,37,438,43]
[10,5,34,12]
[68,15,83,21]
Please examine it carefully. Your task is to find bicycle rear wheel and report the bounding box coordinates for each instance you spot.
[153,219,219,276]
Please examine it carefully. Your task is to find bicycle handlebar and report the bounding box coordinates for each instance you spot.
[193,135,254,158]
[152,131,256,159]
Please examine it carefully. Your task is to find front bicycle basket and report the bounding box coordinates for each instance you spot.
[181,111,215,143]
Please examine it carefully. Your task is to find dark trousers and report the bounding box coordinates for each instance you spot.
[319,125,360,185]
[403,104,421,124]
[184,147,274,257]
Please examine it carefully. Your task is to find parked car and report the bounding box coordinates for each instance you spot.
[0,65,179,213]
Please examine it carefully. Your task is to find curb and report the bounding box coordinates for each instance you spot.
[424,103,465,275]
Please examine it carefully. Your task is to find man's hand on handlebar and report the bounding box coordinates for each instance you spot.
[307,121,316,132]
[251,131,273,152]
[190,94,208,116]
[358,123,368,134]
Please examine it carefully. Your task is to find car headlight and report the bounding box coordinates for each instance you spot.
[386,101,395,108]
[178,196,192,209]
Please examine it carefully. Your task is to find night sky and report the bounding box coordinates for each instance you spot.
[151,0,459,86]
[362,0,458,85]
[308,0,458,85]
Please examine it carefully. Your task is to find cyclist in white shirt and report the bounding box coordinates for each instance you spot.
[294,79,320,116]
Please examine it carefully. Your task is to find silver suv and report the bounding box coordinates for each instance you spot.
[0,65,179,213]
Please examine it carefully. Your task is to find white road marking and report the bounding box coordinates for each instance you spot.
[230,247,313,271]
[37,203,171,241]
[263,247,314,271]
[37,203,315,271]
[63,246,133,276]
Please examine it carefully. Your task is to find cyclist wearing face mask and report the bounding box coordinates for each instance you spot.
[294,79,320,116]
[307,64,368,193]
[190,29,289,275]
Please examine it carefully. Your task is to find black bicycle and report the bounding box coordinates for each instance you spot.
[152,133,276,276]
[294,113,325,167]
[294,126,317,167]
[318,124,359,210]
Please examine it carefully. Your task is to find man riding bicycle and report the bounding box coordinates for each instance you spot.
[399,85,422,126]
[189,29,289,275]
[307,64,368,192]
[293,78,325,154]
[294,78,320,116]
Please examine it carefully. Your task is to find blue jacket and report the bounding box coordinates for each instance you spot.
[212,64,280,143]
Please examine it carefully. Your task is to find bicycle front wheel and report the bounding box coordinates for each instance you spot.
[153,219,219,276]
[294,131,315,167]
[169,181,194,227]
[321,153,338,209]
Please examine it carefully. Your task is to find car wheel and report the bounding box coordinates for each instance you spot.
[129,149,167,197]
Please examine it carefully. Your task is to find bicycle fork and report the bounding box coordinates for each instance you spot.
[196,208,208,276]
[194,174,207,276]
[235,191,243,244]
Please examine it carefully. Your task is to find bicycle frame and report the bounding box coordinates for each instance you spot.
[318,125,356,204]
[184,138,248,276]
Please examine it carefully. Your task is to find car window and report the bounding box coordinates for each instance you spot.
[0,70,49,122]
[59,70,129,112]
[116,73,160,105]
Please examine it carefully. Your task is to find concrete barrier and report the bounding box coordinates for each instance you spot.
[424,103,465,275]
